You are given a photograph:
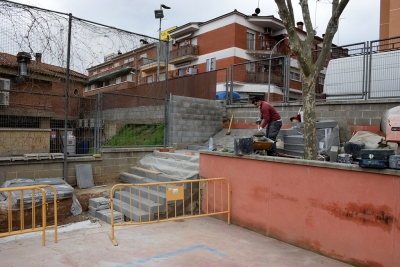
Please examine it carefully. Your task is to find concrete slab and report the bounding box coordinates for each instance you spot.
[0,217,350,267]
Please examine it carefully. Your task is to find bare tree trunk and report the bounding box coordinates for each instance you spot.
[274,0,349,160]
[302,76,317,159]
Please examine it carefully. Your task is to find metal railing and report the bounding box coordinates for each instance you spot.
[109,178,230,246]
[246,38,277,51]
[0,185,58,246]
[169,44,198,60]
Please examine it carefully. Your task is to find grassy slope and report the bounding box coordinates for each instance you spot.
[103,124,164,146]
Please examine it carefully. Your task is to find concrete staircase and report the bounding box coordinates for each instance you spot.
[88,149,200,224]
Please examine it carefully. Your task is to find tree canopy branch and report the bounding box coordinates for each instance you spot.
[315,0,349,70]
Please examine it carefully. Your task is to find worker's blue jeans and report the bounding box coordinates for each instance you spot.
[266,120,282,156]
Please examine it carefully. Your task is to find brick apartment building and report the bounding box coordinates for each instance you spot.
[168,10,327,101]
[380,0,400,40]
[85,40,168,97]
[85,10,328,102]
[0,52,87,155]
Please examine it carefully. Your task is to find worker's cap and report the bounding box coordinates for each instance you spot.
[290,114,301,122]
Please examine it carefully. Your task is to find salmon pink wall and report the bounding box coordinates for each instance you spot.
[199,152,400,267]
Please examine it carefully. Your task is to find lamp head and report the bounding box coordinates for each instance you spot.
[161,4,171,9]
[154,9,164,19]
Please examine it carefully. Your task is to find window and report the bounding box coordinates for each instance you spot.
[206,58,216,72]
[91,84,95,90]
[178,68,186,77]
[84,86,88,92]
[247,31,255,50]
[114,62,120,67]
[290,71,301,81]
[127,73,133,82]
[146,75,153,84]
[116,77,121,84]
[159,72,166,81]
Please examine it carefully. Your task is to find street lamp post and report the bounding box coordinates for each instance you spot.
[154,4,171,82]
[267,37,288,102]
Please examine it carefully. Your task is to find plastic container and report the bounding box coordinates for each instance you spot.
[337,153,352,164]
[209,136,213,151]
[78,140,89,154]
[388,155,400,169]
[359,159,388,169]
[82,140,89,154]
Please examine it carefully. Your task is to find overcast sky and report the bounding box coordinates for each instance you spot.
[11,0,380,46]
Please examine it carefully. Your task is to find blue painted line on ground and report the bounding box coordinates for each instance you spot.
[115,244,226,267]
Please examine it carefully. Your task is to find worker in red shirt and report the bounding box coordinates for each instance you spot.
[252,96,282,156]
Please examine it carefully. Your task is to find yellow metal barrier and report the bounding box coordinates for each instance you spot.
[109,178,230,246]
[0,185,58,246]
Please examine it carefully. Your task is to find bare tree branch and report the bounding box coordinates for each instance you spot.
[315,0,349,70]
[300,1,315,47]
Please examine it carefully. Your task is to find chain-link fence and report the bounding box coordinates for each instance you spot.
[0,1,165,158]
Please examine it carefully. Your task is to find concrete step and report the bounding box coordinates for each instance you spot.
[130,166,162,175]
[121,172,166,188]
[139,156,199,173]
[283,143,305,151]
[114,190,164,214]
[120,172,146,183]
[128,167,171,182]
[124,185,167,204]
[277,148,304,157]
[153,150,198,161]
[284,135,304,144]
[94,208,124,224]
[112,198,153,222]
[187,145,208,151]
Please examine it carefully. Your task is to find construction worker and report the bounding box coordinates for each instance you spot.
[252,96,282,156]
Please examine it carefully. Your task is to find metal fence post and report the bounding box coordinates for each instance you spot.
[225,68,229,106]
[230,65,234,104]
[63,13,72,181]
[366,41,372,100]
[164,40,169,148]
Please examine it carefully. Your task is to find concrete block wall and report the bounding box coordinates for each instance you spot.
[0,148,155,185]
[170,95,226,149]
[228,99,400,128]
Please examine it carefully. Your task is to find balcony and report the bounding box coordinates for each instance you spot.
[140,57,166,74]
[169,44,198,65]
[246,38,287,58]
[245,71,284,87]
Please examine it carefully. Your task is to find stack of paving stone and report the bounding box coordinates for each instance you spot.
[0,178,74,210]
[88,196,124,224]
[277,120,340,158]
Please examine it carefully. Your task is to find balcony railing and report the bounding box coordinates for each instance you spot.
[169,44,198,60]
[247,38,277,51]
[245,72,284,87]
[141,57,157,66]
